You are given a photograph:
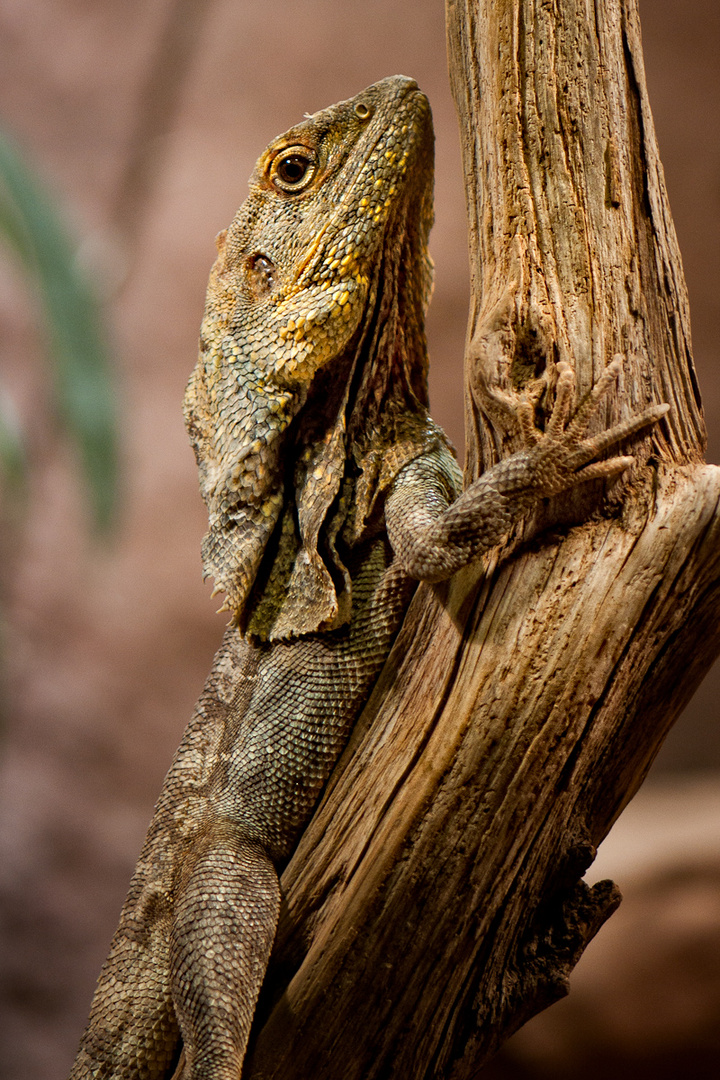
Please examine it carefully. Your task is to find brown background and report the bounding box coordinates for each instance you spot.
[0,1,718,1077]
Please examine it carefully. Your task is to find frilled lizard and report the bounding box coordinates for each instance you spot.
[70,76,667,1080]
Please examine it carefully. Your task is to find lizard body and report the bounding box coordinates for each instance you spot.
[70,77,666,1080]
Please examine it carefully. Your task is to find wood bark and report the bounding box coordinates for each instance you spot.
[244,1,720,1077]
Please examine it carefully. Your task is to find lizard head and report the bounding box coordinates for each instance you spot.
[184,77,439,634]
[206,74,433,386]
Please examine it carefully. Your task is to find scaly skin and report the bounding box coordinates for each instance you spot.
[70,77,666,1080]
[183,75,438,640]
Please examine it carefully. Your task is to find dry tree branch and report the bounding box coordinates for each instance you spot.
[243,2,720,1076]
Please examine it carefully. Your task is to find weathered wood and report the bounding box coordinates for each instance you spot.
[243,2,720,1077]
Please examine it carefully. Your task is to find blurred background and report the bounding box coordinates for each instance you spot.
[0,1,718,1077]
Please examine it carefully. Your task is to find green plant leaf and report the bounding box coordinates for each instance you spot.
[0,130,118,531]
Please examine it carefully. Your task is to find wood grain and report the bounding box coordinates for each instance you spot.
[243,2,720,1076]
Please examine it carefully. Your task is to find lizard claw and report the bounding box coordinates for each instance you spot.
[545,362,576,439]
[526,355,669,495]
[563,355,625,442]
[567,402,670,471]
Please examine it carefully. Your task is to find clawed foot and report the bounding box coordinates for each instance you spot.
[515,356,669,495]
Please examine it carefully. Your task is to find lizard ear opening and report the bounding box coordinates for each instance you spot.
[246,253,276,298]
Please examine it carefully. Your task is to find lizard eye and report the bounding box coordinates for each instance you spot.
[271,147,316,192]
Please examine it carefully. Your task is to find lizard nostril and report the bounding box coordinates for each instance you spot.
[354,101,372,120]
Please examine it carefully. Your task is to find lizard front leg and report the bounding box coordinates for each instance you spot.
[386,360,669,581]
